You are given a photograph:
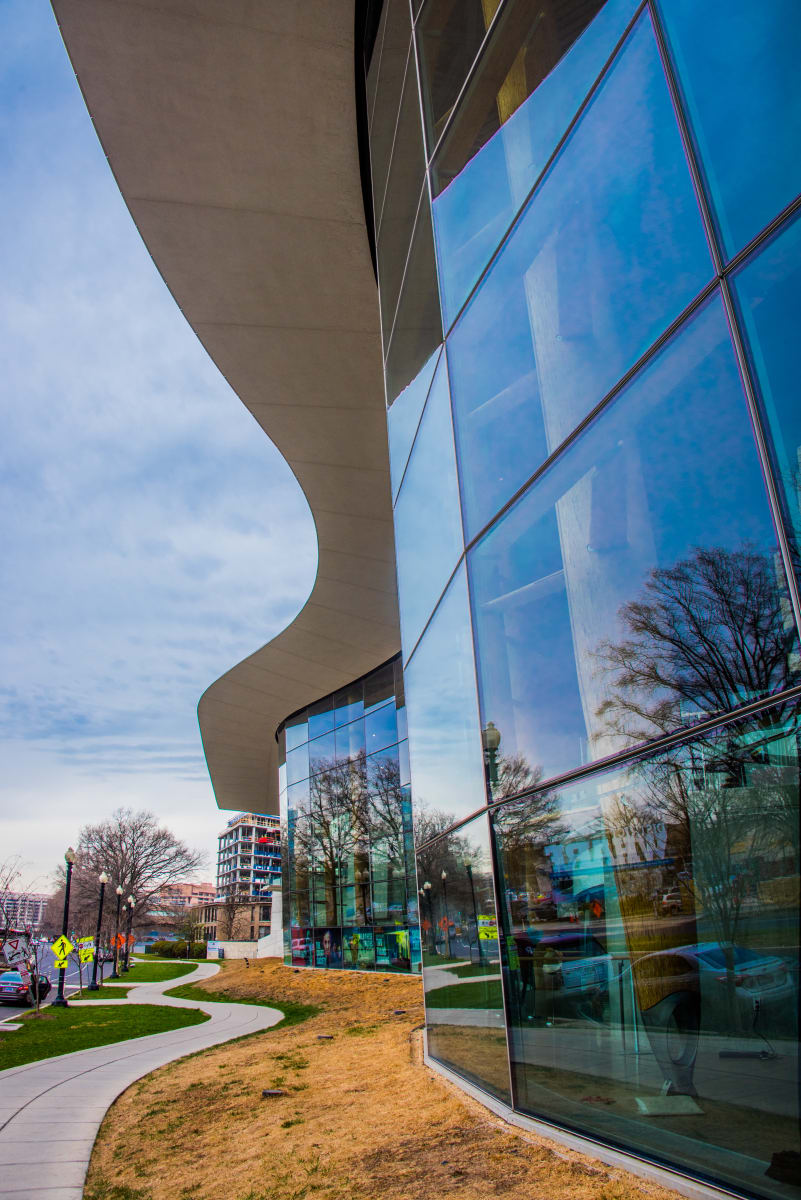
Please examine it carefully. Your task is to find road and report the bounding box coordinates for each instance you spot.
[0,944,120,1022]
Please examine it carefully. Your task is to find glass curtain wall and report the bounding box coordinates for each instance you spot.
[279,657,420,974]
[365,1,801,1196]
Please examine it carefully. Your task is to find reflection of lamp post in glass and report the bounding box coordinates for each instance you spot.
[52,847,76,1008]
[422,881,433,953]
[482,721,501,791]
[441,870,452,959]
[87,871,109,991]
[111,886,124,978]
[123,896,135,971]
[464,859,482,965]
[356,869,370,925]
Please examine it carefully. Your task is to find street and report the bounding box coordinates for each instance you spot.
[0,944,119,1021]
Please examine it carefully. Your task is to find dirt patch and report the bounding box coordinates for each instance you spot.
[85,959,682,1200]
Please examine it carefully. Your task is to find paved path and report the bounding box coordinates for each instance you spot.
[0,962,283,1200]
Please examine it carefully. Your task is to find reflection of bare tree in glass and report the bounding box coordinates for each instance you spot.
[294,754,367,927]
[597,546,800,1031]
[366,756,412,917]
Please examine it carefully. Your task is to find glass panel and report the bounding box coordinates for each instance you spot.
[448,9,713,539]
[404,564,487,824]
[733,211,801,576]
[307,696,335,740]
[364,659,397,712]
[384,193,443,405]
[365,700,399,755]
[366,0,388,132]
[284,711,308,753]
[289,923,313,966]
[470,295,800,788]
[334,682,364,728]
[336,717,367,763]
[370,1,412,223]
[417,813,510,1100]
[387,347,440,501]
[432,0,635,326]
[278,760,287,796]
[657,0,801,261]
[309,729,336,776]
[493,703,800,1200]
[377,67,427,333]
[416,0,490,153]
[343,926,376,969]
[286,742,310,787]
[394,355,464,656]
[399,738,411,787]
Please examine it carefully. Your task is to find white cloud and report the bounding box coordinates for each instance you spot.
[0,1,317,880]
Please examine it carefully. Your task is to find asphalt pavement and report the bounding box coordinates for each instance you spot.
[0,945,120,1022]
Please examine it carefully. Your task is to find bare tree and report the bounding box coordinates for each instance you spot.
[216,890,254,941]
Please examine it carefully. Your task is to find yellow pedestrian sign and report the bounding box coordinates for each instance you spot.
[54,957,69,970]
[51,935,74,960]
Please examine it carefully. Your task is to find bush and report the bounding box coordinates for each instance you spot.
[142,939,206,959]
[190,941,207,958]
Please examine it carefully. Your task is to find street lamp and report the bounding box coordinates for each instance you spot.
[422,881,434,953]
[355,869,370,925]
[464,859,482,964]
[52,847,76,1008]
[111,886,124,978]
[122,896,135,971]
[482,721,502,791]
[441,870,452,959]
[87,871,109,991]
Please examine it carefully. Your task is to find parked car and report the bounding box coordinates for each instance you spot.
[0,968,52,1006]
[661,890,683,915]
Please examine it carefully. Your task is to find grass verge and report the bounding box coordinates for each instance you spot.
[0,1004,209,1071]
[119,962,197,983]
[423,977,504,1009]
[163,980,318,1029]
[70,985,134,1001]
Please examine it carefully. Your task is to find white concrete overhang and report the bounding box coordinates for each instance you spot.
[52,0,399,816]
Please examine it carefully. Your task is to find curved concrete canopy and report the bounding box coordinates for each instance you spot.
[52,0,399,815]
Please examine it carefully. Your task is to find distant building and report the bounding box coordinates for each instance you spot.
[0,892,50,931]
[200,813,282,944]
[151,881,215,912]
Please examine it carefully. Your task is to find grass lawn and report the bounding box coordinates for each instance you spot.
[0,1005,209,1071]
[163,980,318,1029]
[69,985,133,1001]
[449,960,501,979]
[423,977,504,1010]
[120,961,196,983]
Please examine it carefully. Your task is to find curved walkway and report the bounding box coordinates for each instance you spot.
[0,962,283,1200]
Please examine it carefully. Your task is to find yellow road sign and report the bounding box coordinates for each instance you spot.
[54,956,69,970]
[51,935,74,959]
[79,948,94,963]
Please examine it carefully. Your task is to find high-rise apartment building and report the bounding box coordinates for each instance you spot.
[53,2,801,1196]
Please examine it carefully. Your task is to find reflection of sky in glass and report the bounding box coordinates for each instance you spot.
[733,211,801,562]
[404,565,486,824]
[447,11,712,540]
[657,0,801,260]
[432,0,638,326]
[387,348,440,500]
[394,355,465,658]
[470,295,796,785]
[365,700,399,754]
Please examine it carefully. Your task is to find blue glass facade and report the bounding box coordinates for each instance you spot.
[279,657,420,974]
[366,2,801,1196]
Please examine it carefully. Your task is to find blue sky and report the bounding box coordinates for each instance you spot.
[0,2,317,886]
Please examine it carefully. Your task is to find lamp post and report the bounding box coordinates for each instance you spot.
[87,871,109,991]
[441,870,452,959]
[122,896,135,971]
[464,859,482,964]
[52,847,76,1008]
[356,869,370,925]
[422,880,433,953]
[111,886,124,978]
[482,721,502,792]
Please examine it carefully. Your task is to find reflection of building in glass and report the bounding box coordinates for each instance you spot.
[53,1,801,1195]
[279,657,419,974]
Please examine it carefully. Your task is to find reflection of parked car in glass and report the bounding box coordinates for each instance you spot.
[661,890,682,915]
[513,930,610,1021]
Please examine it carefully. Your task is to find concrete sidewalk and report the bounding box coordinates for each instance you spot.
[0,961,283,1199]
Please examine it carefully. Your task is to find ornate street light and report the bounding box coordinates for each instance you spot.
[52,847,76,1008]
[87,871,109,991]
[441,870,452,959]
[422,881,434,953]
[464,858,482,964]
[111,886,124,978]
[122,896,135,971]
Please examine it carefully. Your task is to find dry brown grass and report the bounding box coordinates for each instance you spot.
[85,959,682,1200]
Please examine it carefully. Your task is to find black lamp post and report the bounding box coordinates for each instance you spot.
[87,871,109,991]
[441,870,452,959]
[122,895,135,971]
[464,859,482,964]
[52,847,76,1008]
[111,886,124,978]
[482,721,501,792]
[356,869,370,925]
[422,880,433,952]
